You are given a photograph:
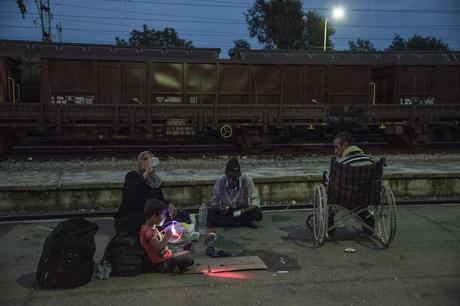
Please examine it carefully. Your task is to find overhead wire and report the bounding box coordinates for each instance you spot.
[2,24,458,45]
[3,0,459,49]
[104,0,460,14]
[1,10,459,30]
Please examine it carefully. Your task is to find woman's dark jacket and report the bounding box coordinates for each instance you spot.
[114,170,165,235]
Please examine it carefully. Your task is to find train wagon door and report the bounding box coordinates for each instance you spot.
[126,63,148,104]
[99,63,121,104]
[371,65,396,104]
[0,57,21,103]
[438,67,458,104]
[307,67,325,104]
[284,66,304,104]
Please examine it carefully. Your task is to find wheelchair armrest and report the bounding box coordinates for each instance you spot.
[322,171,329,186]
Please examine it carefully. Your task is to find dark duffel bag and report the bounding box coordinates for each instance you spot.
[103,231,149,276]
[36,218,99,289]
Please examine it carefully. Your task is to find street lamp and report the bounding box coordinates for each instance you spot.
[323,7,345,51]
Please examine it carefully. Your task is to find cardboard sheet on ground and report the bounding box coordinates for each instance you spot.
[186,256,268,274]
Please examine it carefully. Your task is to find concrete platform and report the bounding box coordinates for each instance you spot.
[0,205,459,306]
[0,154,460,212]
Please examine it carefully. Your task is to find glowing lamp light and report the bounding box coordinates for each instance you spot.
[324,6,345,51]
[332,7,345,20]
[164,221,184,243]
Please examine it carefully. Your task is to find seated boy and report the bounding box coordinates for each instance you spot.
[140,199,194,273]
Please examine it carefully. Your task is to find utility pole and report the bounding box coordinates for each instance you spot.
[33,0,52,41]
[17,0,56,41]
[56,22,63,42]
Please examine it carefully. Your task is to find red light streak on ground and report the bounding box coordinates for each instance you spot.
[205,271,251,279]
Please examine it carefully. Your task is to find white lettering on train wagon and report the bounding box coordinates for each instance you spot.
[50,95,95,104]
[166,119,187,126]
[400,97,435,105]
[166,126,195,136]
[155,96,182,103]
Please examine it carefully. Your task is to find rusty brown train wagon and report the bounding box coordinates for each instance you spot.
[229,49,460,146]
[1,40,460,151]
[367,53,460,145]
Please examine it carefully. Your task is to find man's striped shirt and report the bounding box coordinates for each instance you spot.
[340,145,375,166]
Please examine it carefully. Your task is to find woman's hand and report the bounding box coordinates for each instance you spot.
[141,160,152,179]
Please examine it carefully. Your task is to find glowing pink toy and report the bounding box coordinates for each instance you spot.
[164,221,184,244]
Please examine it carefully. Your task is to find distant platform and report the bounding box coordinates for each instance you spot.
[0,153,459,212]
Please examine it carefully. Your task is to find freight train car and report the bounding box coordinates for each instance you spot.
[0,40,459,152]
[240,49,460,146]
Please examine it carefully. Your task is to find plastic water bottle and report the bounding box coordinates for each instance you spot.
[198,203,207,235]
[102,260,112,279]
[94,260,112,280]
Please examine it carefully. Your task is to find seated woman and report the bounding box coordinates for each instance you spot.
[114,151,189,235]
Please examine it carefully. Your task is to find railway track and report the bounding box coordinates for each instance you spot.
[8,143,241,155]
[5,140,460,157]
[1,199,459,223]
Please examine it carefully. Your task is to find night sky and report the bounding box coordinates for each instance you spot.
[0,0,459,57]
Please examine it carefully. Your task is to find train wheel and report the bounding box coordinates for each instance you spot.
[239,133,270,152]
[403,131,433,148]
[219,124,233,139]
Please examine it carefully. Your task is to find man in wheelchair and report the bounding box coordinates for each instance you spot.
[308,132,396,247]
[327,132,376,237]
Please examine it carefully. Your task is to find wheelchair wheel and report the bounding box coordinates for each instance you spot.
[313,185,327,246]
[375,185,397,248]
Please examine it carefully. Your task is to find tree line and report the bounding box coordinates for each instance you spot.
[17,0,451,55]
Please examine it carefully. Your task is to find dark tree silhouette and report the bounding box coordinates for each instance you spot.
[347,38,376,51]
[245,1,335,50]
[116,25,193,48]
[304,10,335,50]
[228,39,251,59]
[387,33,449,51]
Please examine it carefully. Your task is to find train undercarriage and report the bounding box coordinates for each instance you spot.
[1,103,459,153]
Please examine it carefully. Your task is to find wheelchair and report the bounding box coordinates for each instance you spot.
[306,157,397,248]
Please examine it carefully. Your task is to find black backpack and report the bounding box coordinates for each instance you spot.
[103,231,149,276]
[36,218,99,289]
